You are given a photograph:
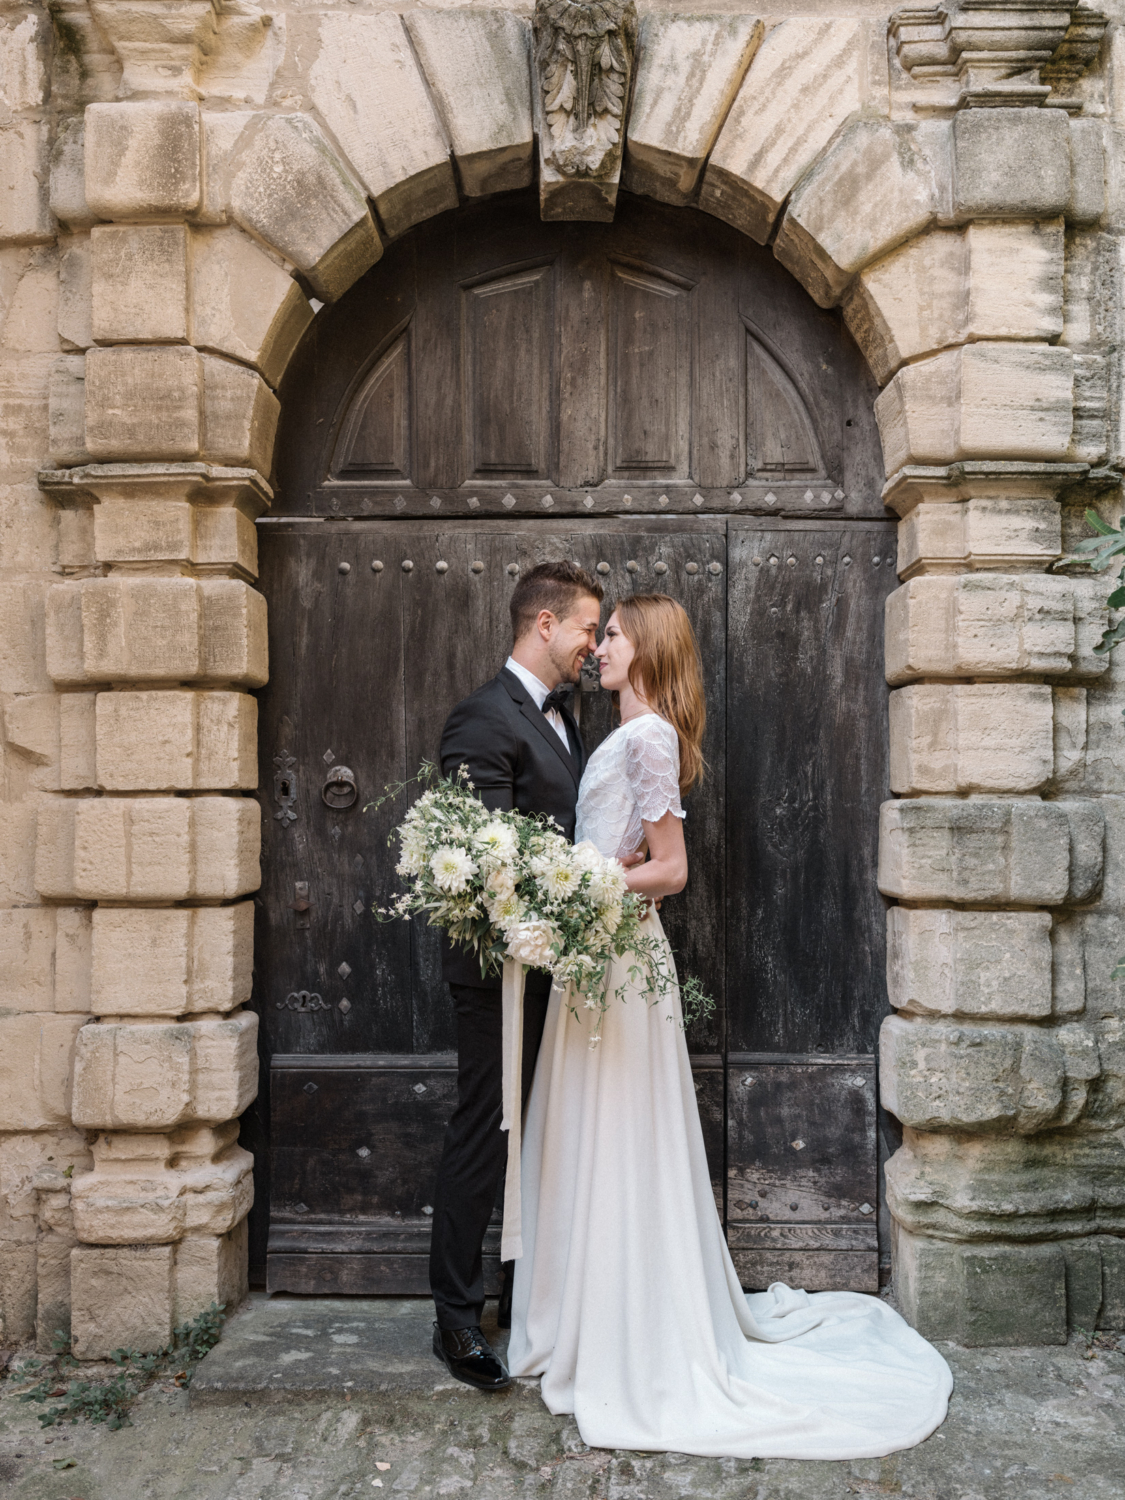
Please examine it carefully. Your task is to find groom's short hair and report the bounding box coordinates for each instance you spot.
[510,561,603,641]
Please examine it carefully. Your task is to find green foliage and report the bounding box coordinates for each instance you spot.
[1058,508,1125,660]
[13,1303,226,1431]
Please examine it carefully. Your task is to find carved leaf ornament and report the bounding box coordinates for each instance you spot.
[535,0,638,179]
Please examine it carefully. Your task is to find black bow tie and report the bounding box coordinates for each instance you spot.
[541,686,573,716]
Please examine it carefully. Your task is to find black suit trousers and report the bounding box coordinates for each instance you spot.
[429,970,552,1330]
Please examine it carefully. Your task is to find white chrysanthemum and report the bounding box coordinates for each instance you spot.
[596,901,623,936]
[542,862,579,900]
[589,861,628,905]
[474,821,518,863]
[506,919,558,969]
[486,890,524,927]
[430,846,477,894]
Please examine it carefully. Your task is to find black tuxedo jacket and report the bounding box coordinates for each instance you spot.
[439,667,586,987]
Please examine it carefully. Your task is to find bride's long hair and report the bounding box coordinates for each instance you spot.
[614,594,706,794]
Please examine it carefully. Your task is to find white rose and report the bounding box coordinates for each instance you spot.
[571,841,604,874]
[506,919,558,969]
[430,846,477,894]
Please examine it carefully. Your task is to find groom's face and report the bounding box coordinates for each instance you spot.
[545,594,603,685]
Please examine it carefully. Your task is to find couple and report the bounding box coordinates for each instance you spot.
[428,561,952,1460]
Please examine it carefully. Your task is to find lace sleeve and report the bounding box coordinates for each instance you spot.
[623,717,685,826]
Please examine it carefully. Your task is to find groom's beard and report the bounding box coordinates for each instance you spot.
[546,642,586,687]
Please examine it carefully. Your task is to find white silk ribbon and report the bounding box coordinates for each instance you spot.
[500,956,526,1261]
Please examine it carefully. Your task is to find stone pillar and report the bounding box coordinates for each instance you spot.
[857,103,1125,1341]
[29,91,286,1356]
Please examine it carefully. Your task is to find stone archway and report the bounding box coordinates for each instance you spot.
[7,3,1122,1356]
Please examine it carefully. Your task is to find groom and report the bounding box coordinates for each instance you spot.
[429,560,604,1390]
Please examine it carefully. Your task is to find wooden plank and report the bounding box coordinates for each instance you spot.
[727,1224,877,1251]
[726,1058,877,1224]
[267,1254,503,1297]
[725,520,898,1055]
[731,1250,879,1294]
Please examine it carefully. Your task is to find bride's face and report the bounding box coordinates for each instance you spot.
[594,611,636,693]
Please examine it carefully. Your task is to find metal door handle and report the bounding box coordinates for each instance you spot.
[321,765,358,809]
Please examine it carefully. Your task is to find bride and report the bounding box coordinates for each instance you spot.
[506,593,952,1460]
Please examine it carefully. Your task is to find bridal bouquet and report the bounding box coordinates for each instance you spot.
[373,765,707,1038]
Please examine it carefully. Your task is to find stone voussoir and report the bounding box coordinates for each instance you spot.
[700,16,864,246]
[624,13,763,207]
[229,113,382,303]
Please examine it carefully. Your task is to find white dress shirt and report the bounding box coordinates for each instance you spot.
[505,656,571,750]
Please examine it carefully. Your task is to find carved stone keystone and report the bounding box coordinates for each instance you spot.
[534,0,638,221]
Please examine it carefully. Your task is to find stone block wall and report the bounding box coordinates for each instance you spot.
[2,0,1124,1351]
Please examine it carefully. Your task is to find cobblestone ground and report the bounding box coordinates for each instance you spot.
[0,1333,1122,1500]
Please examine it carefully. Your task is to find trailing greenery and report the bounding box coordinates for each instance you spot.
[11,1303,226,1430]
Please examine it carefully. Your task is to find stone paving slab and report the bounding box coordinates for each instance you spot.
[191,1295,510,1404]
[1,1296,1123,1500]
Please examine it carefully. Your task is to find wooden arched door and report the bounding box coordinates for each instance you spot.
[246,190,897,1296]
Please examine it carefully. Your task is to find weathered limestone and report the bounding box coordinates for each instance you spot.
[34,794,259,902]
[309,14,457,242]
[880,1014,1069,1135]
[888,683,1054,794]
[885,575,1108,682]
[893,1226,1069,1346]
[90,225,189,345]
[70,1125,252,1245]
[876,345,1074,473]
[0,122,53,246]
[58,238,93,351]
[70,1244,174,1358]
[41,464,269,579]
[844,222,1065,386]
[774,119,942,308]
[887,907,1053,1020]
[81,347,279,469]
[71,1013,258,1130]
[4,689,96,790]
[0,1014,86,1129]
[0,906,91,1013]
[95,690,256,791]
[229,114,381,302]
[190,227,312,389]
[952,108,1071,220]
[405,10,533,199]
[623,14,762,206]
[49,119,95,232]
[84,102,201,222]
[91,903,253,1018]
[896,498,1062,578]
[48,354,91,466]
[699,18,862,245]
[878,798,1104,906]
[174,1221,249,1326]
[0,1129,91,1347]
[46,577,268,686]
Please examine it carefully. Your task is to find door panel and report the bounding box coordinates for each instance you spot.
[255,192,895,1294]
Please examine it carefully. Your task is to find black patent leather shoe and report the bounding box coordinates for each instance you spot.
[432,1324,511,1391]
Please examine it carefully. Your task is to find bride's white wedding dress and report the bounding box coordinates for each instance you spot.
[508,712,952,1460]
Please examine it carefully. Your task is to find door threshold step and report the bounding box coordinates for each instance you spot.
[191,1292,511,1406]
